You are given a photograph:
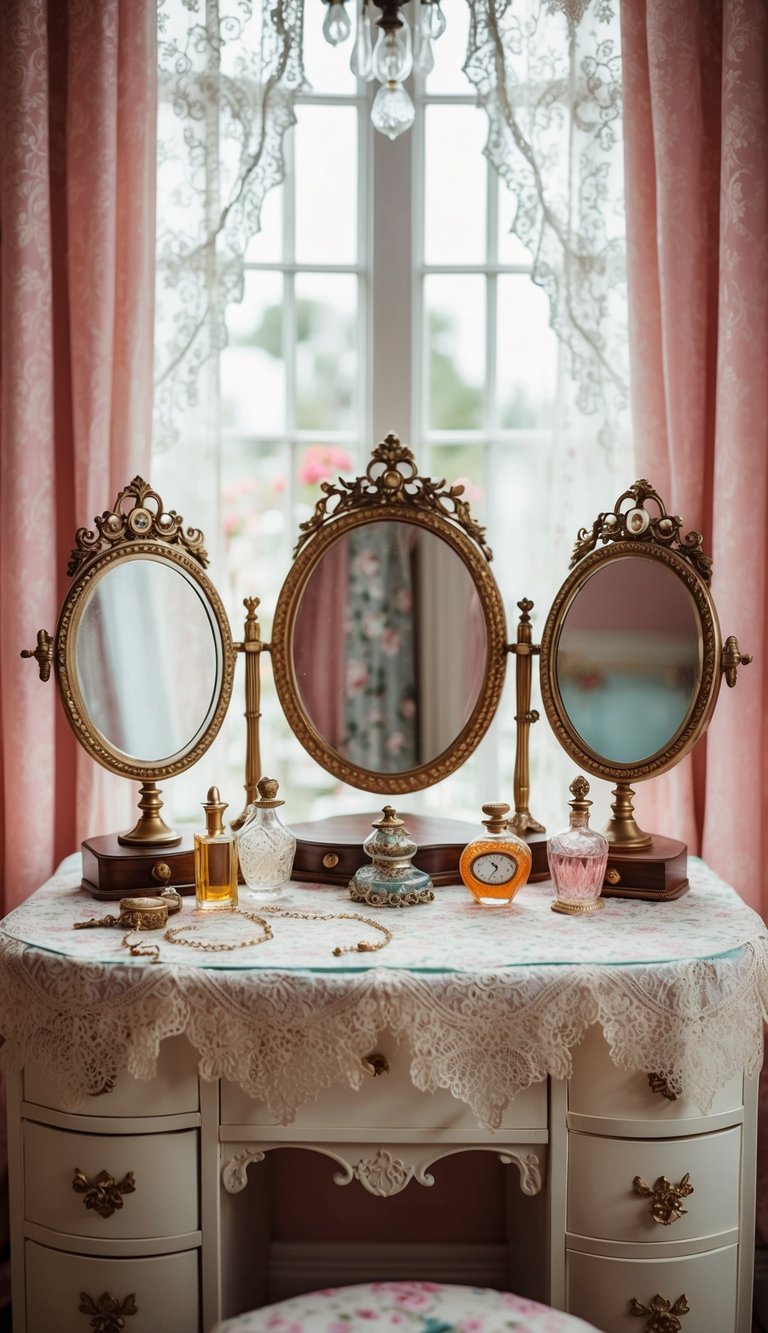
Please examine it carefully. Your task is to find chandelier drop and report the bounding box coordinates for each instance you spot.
[321,0,447,140]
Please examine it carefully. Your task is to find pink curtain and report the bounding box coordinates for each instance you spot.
[621,0,768,1247]
[0,0,157,915]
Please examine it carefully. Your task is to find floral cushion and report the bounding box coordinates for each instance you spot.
[212,1282,602,1332]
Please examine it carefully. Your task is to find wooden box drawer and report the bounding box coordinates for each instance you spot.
[567,1125,740,1243]
[567,1244,738,1333]
[24,1123,199,1239]
[221,1032,548,1134]
[568,1025,743,1125]
[25,1241,200,1333]
[23,1035,199,1117]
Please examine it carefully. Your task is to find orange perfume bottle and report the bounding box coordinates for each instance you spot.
[459,803,532,906]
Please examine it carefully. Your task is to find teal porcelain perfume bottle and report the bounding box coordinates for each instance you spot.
[348,807,434,907]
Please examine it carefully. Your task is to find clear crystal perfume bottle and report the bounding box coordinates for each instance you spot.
[459,803,532,906]
[548,777,608,915]
[235,777,296,900]
[195,786,239,911]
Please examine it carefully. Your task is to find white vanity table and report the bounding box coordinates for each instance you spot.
[1,856,766,1333]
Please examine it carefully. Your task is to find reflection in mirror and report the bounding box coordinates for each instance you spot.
[75,559,222,764]
[555,558,701,765]
[292,521,487,774]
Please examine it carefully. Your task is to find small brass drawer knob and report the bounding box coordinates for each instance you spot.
[605,867,621,885]
[151,861,172,883]
[78,1291,138,1329]
[632,1172,693,1225]
[322,852,340,869]
[72,1167,136,1219]
[628,1293,689,1331]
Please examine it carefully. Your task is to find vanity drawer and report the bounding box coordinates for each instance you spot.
[221,1034,547,1133]
[567,1125,740,1242]
[25,1241,200,1333]
[23,1034,200,1117]
[566,1244,738,1333]
[568,1025,743,1126]
[24,1122,199,1239]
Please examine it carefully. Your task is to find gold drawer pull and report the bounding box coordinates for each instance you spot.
[632,1172,693,1225]
[629,1293,689,1331]
[72,1168,136,1219]
[361,1051,390,1077]
[605,867,621,885]
[78,1291,138,1330]
[322,852,340,869]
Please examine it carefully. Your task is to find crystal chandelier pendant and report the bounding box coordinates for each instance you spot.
[370,81,415,141]
[323,0,351,46]
[351,1,373,79]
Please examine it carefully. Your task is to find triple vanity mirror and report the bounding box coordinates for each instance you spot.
[25,453,750,903]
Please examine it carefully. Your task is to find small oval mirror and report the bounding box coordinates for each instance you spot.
[554,556,701,766]
[73,557,224,765]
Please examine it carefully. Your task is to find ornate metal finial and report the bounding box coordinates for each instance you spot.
[254,776,285,808]
[293,433,493,562]
[568,776,591,807]
[372,805,405,829]
[569,480,712,583]
[67,476,208,577]
[20,628,54,681]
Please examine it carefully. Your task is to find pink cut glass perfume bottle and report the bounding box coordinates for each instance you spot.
[548,776,608,915]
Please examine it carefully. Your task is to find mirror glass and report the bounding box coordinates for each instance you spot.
[555,557,701,764]
[291,520,487,774]
[75,558,222,763]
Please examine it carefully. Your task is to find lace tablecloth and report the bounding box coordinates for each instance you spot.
[0,856,766,1128]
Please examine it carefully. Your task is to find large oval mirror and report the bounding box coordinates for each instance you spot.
[72,555,224,766]
[290,520,488,776]
[271,494,507,795]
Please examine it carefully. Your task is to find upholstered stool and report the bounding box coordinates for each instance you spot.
[212,1281,602,1331]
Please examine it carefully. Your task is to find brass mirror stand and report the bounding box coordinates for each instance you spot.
[231,597,268,830]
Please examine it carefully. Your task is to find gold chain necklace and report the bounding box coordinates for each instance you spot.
[164,905,393,957]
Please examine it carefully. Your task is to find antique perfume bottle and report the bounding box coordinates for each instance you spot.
[236,777,296,899]
[548,776,608,915]
[195,786,239,910]
[348,807,434,906]
[459,803,532,906]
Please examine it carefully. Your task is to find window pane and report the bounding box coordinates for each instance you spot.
[425,275,485,431]
[294,273,357,431]
[222,272,285,434]
[295,105,358,265]
[428,443,487,522]
[425,4,470,95]
[222,439,289,615]
[424,105,487,266]
[496,275,558,428]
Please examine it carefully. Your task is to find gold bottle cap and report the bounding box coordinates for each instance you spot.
[252,776,285,809]
[568,776,592,813]
[202,786,228,837]
[481,802,511,834]
[371,806,405,831]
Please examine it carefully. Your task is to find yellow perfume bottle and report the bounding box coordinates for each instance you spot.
[459,803,532,906]
[194,786,238,910]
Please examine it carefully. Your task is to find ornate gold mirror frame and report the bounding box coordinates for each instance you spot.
[538,480,751,898]
[22,478,239,897]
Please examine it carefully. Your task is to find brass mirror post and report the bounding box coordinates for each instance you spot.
[118,781,181,846]
[604,782,652,849]
[508,599,545,837]
[232,596,269,831]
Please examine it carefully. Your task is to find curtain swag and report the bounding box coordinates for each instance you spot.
[154,0,626,451]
